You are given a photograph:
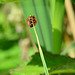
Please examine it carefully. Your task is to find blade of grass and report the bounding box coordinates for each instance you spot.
[21,0,50,75]
[20,0,53,74]
[65,0,75,39]
[20,0,53,53]
[33,0,53,53]
[20,0,46,52]
[49,0,65,54]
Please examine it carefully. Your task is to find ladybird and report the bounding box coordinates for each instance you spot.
[27,15,37,28]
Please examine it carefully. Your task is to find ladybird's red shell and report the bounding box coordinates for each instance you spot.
[27,15,37,28]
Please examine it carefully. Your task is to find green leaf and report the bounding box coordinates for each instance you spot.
[0,57,22,71]
[61,42,75,55]
[49,0,65,54]
[12,66,44,75]
[0,44,20,61]
[20,0,53,53]
[0,0,25,3]
[49,62,75,74]
[72,0,75,3]
[0,44,22,71]
[12,51,75,75]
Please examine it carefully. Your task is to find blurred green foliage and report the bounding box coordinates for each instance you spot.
[0,3,27,75]
[0,0,75,75]
[0,11,18,40]
[0,0,24,3]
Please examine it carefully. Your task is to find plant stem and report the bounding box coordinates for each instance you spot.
[65,0,75,39]
[65,0,75,58]
[33,26,49,75]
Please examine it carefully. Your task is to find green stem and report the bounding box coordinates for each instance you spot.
[33,26,49,75]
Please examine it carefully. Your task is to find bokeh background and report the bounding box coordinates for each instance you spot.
[0,1,75,75]
[0,2,35,75]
